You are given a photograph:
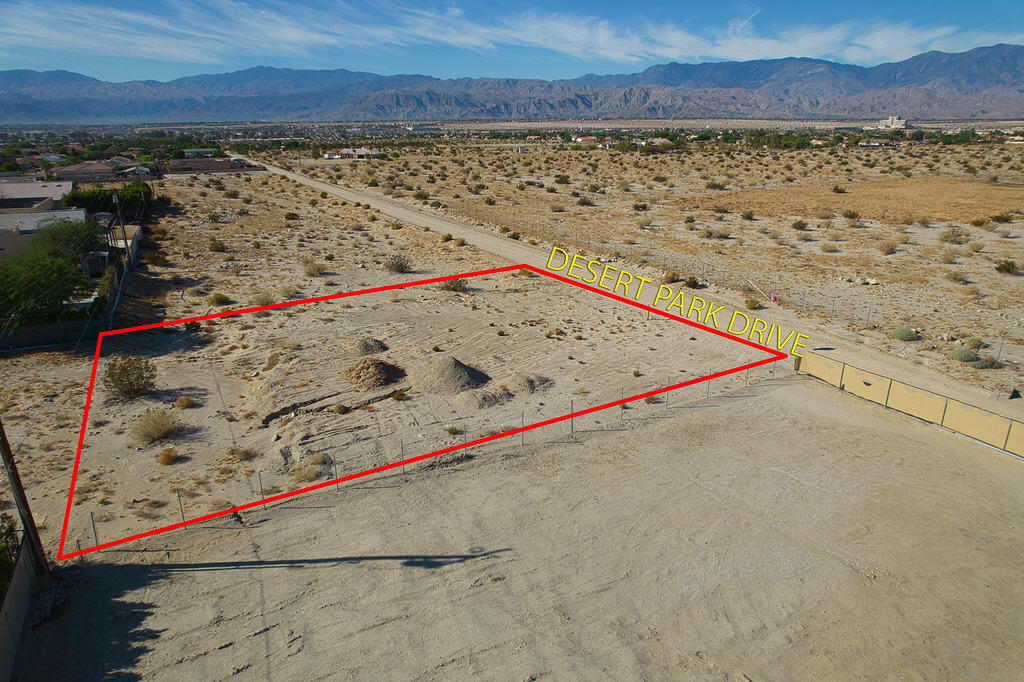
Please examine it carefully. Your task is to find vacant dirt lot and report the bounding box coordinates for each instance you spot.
[23,378,1024,679]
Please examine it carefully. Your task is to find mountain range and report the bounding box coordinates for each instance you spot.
[2,44,1023,124]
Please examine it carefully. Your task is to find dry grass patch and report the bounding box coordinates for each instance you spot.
[131,410,179,446]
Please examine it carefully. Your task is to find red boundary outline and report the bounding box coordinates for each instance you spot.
[57,263,787,560]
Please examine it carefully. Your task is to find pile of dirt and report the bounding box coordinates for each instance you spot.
[502,372,552,395]
[344,356,405,391]
[347,337,388,356]
[458,387,513,409]
[411,356,489,394]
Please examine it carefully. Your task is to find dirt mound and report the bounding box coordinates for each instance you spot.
[502,372,552,394]
[458,387,514,409]
[411,355,489,394]
[344,356,405,391]
[347,337,388,356]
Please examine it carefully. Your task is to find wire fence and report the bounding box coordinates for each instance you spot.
[447,202,1021,370]
[73,356,797,557]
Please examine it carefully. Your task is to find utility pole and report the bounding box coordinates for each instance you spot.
[0,418,49,574]
[112,192,132,273]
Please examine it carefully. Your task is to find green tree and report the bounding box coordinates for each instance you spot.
[0,250,95,322]
[30,218,101,262]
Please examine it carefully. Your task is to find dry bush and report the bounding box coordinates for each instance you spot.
[938,226,971,245]
[174,396,196,409]
[227,446,258,462]
[251,291,274,307]
[158,448,181,465]
[131,410,179,446]
[877,241,897,255]
[303,262,327,277]
[820,242,839,253]
[291,464,318,484]
[278,283,300,299]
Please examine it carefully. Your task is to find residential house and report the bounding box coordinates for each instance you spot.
[0,181,73,212]
[0,208,87,262]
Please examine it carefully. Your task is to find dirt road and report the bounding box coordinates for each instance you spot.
[245,157,1023,420]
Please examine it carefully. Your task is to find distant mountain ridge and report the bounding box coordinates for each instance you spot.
[1,44,1022,124]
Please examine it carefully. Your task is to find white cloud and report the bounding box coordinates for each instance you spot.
[0,0,1021,74]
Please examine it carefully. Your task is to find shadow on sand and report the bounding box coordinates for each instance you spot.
[20,547,510,680]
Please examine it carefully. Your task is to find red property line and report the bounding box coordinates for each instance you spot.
[57,263,786,560]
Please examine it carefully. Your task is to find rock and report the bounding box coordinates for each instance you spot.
[271,433,280,442]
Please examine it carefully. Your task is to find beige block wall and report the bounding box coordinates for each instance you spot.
[941,400,1013,449]
[840,366,891,406]
[885,381,947,424]
[798,353,845,388]
[1005,420,1024,456]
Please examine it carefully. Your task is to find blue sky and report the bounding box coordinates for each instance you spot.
[1,0,1022,82]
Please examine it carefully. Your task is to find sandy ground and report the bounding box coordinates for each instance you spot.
[265,142,1024,398]
[4,159,1023,680]
[22,377,1024,680]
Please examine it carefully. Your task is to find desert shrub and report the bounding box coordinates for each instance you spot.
[633,202,648,211]
[383,254,412,273]
[131,410,179,445]
[964,336,989,350]
[820,242,839,253]
[576,196,595,206]
[791,219,808,230]
[995,259,1018,274]
[990,213,1013,223]
[445,425,461,435]
[684,276,700,289]
[227,446,258,461]
[832,184,847,193]
[951,348,978,363]
[439,278,467,292]
[938,226,970,244]
[291,464,318,484]
[553,174,570,184]
[158,448,181,465]
[549,203,566,212]
[103,355,156,400]
[841,210,860,220]
[208,238,227,252]
[684,215,696,224]
[938,250,956,264]
[970,357,1001,369]
[891,327,920,341]
[284,212,299,221]
[207,292,232,306]
[705,181,726,190]
[741,210,755,220]
[174,396,196,409]
[303,262,327,276]
[440,233,452,242]
[663,270,680,283]
[945,272,968,284]
[454,237,465,246]
[250,290,274,307]
[877,240,897,255]
[412,190,429,200]
[745,297,761,310]
[183,320,201,332]
[969,218,989,227]
[507,231,521,240]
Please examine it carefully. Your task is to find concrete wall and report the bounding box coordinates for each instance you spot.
[797,353,844,387]
[0,539,39,680]
[1006,420,1024,457]
[941,400,1013,450]
[886,381,948,424]
[797,352,1022,457]
[840,366,891,406]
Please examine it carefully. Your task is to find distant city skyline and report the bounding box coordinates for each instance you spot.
[1,0,1022,82]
